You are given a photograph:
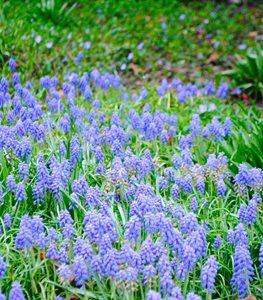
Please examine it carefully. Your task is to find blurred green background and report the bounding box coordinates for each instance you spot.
[0,0,262,86]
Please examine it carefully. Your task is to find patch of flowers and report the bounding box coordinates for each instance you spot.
[0,59,262,299]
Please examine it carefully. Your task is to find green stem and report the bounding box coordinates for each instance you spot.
[111,280,116,299]
[183,274,189,296]
[139,282,145,300]
[167,92,171,109]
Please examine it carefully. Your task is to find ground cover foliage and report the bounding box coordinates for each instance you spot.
[0,1,262,84]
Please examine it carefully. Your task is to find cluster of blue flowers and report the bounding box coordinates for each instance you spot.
[0,59,262,299]
[157,79,230,103]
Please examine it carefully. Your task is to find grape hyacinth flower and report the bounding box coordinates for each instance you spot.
[142,265,156,286]
[201,256,218,293]
[124,216,142,244]
[169,126,176,138]
[217,178,226,198]
[90,254,104,277]
[59,141,67,157]
[181,174,193,194]
[0,257,6,281]
[158,176,168,190]
[202,124,211,139]
[0,289,4,300]
[58,264,72,283]
[249,168,263,190]
[62,223,75,239]
[46,243,59,260]
[202,81,214,96]
[160,271,174,293]
[16,182,26,202]
[137,42,144,50]
[245,199,257,226]
[4,213,12,229]
[179,136,192,150]
[6,175,16,193]
[180,213,198,234]
[182,149,193,168]
[178,89,188,103]
[161,129,169,144]
[197,177,205,194]
[227,229,235,244]
[9,281,25,300]
[190,197,198,212]
[181,245,197,271]
[95,146,104,162]
[210,117,225,141]
[213,235,221,249]
[73,255,90,286]
[9,58,16,72]
[217,83,228,99]
[59,210,73,227]
[48,228,58,242]
[231,245,254,298]
[172,154,181,169]
[190,114,201,138]
[157,254,171,277]
[176,262,188,281]
[157,85,166,97]
[168,287,183,300]
[146,290,162,300]
[235,164,251,185]
[116,267,138,290]
[104,249,119,278]
[185,227,207,260]
[140,237,156,265]
[18,162,29,181]
[15,219,34,250]
[186,292,202,300]
[46,42,53,49]
[223,117,232,136]
[251,193,262,204]
[234,164,251,195]
[259,241,263,277]
[13,72,20,85]
[239,203,247,223]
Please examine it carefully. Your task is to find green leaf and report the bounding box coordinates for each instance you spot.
[44,280,100,299]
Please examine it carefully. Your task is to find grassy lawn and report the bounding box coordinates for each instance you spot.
[1,1,262,84]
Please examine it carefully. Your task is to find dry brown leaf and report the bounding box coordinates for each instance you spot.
[39,250,46,260]
[241,296,256,300]
[129,63,142,75]
[197,32,205,39]
[206,53,219,64]
[249,31,257,38]
[163,66,174,72]
[159,16,167,22]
